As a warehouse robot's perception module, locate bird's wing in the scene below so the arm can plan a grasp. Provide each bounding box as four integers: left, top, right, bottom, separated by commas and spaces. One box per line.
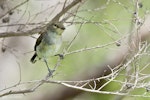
34, 32, 44, 51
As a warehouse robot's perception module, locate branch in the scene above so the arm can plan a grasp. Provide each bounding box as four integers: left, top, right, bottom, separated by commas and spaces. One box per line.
0, 0, 82, 38
0, 72, 51, 97
0, 26, 43, 37
0, 0, 29, 19
51, 0, 82, 22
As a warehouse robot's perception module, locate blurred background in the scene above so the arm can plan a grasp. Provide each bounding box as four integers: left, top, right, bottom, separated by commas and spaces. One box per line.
0, 0, 150, 100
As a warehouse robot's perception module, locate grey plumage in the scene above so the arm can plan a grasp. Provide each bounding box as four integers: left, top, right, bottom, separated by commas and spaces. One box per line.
30, 23, 65, 63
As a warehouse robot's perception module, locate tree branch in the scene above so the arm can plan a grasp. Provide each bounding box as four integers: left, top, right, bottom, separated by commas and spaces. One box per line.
0, 0, 82, 38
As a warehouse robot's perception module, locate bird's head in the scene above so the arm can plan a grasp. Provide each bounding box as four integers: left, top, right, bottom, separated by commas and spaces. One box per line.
52, 22, 65, 35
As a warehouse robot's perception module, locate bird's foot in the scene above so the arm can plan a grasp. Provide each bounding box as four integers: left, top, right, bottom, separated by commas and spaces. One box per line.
55, 54, 64, 59
47, 67, 55, 77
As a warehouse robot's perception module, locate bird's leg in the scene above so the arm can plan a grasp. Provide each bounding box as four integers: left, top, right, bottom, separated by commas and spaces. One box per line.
54, 54, 64, 59
44, 59, 54, 76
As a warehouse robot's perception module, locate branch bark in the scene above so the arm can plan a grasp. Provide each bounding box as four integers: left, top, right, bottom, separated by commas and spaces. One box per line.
0, 0, 82, 38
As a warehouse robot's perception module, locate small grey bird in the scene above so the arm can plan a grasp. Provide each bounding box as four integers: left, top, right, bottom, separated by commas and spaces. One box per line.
31, 22, 65, 74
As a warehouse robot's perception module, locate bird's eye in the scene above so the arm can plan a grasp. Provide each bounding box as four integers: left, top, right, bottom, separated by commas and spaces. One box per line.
53, 24, 58, 28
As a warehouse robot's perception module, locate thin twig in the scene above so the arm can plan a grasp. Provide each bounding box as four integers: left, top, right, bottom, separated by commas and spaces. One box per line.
0, 0, 29, 19
64, 41, 116, 56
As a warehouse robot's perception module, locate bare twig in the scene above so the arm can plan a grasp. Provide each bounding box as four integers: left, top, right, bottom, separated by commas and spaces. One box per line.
0, 0, 82, 38
64, 41, 116, 56
0, 0, 29, 19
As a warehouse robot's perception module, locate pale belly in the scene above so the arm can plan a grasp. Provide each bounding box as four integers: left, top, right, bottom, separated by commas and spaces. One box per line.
36, 39, 61, 59
36, 34, 62, 59
37, 44, 54, 58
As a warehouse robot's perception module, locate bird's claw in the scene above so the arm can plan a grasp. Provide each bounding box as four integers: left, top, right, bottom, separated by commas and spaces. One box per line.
48, 68, 55, 77
55, 54, 64, 59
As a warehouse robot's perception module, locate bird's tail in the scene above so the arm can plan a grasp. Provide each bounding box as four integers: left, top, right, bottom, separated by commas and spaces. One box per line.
30, 53, 37, 63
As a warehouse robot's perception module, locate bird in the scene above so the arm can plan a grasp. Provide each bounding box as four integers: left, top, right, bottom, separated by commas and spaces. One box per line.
30, 22, 65, 74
